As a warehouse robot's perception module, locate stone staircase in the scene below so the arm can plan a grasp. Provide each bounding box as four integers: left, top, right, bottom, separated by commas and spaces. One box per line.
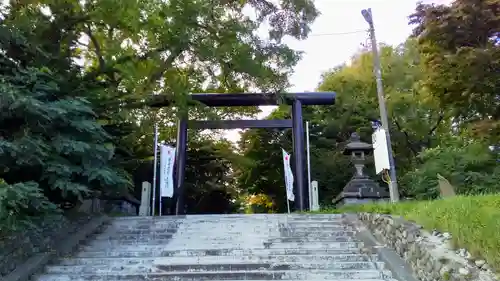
32, 214, 398, 281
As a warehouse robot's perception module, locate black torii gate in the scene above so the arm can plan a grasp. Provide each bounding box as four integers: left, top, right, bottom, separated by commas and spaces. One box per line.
150, 92, 336, 215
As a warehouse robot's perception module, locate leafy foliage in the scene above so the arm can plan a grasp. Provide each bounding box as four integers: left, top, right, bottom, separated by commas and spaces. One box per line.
0, 179, 57, 232
235, 107, 294, 212
182, 139, 242, 214
2, 0, 318, 110
402, 135, 500, 199
409, 0, 500, 136
245, 193, 275, 214
0, 27, 129, 230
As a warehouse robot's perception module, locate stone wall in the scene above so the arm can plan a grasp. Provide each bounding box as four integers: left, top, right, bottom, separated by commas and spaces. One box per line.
358, 213, 498, 281
0, 214, 93, 277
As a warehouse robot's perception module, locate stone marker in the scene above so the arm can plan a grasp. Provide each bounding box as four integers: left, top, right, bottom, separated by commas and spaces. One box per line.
311, 181, 320, 211
437, 173, 456, 198
138, 181, 151, 216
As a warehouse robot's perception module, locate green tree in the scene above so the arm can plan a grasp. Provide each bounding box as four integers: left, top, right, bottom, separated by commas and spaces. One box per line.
318, 40, 447, 168
313, 40, 447, 199
236, 107, 293, 212
391, 0, 500, 199
409, 0, 500, 138
1, 0, 319, 120
183, 139, 243, 214
0, 29, 129, 229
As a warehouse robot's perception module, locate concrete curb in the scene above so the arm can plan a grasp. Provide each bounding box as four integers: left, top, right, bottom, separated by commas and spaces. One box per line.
4, 215, 110, 281
344, 213, 418, 281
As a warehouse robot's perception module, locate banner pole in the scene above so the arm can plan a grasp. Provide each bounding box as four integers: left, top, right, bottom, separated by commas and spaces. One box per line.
159, 144, 166, 217
286, 199, 291, 214
159, 144, 162, 217
151, 123, 159, 217
306, 121, 312, 210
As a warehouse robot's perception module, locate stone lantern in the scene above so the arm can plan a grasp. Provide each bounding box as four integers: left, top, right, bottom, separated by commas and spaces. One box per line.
332, 132, 390, 207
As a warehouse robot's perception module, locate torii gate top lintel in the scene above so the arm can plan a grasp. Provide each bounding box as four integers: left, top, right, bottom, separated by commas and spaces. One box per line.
150, 92, 336, 107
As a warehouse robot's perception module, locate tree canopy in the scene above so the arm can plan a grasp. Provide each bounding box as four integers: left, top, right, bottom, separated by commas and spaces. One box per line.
409, 0, 500, 137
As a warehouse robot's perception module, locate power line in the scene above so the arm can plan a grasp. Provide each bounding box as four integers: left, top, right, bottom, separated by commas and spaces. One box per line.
308, 29, 368, 37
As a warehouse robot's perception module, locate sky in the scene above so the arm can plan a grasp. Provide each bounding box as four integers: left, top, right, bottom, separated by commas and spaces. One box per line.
223, 0, 452, 143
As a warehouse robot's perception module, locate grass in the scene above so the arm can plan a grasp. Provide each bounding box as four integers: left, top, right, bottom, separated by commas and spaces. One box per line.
316, 194, 500, 271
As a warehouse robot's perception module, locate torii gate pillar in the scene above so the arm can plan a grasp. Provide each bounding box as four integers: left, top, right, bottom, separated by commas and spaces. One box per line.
292, 99, 306, 210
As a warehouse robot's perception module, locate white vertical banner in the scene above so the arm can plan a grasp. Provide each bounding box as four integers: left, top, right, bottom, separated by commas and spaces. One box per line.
282, 149, 295, 202
159, 144, 176, 198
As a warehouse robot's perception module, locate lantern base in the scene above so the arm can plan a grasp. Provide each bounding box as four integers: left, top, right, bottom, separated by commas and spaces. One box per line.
332, 177, 390, 208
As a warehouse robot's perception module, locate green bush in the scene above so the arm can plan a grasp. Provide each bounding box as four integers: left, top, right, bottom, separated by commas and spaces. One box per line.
401, 135, 500, 199
0, 179, 58, 233
0, 30, 130, 230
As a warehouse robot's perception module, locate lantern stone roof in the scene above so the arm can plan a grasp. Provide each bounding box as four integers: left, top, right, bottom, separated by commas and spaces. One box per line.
343, 132, 373, 155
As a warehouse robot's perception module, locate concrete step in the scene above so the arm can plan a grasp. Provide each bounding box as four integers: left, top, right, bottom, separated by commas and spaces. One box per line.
35, 214, 396, 281
94, 227, 352, 238
45, 261, 385, 274
74, 248, 364, 258
278, 220, 347, 225
89, 230, 357, 241
109, 219, 347, 224
95, 229, 180, 236
80, 241, 364, 252
111, 216, 345, 225
101, 225, 351, 234
110, 218, 346, 224
91, 232, 176, 240
106, 222, 183, 229
37, 278, 395, 281
92, 229, 354, 241
34, 269, 392, 281
268, 236, 356, 243
107, 217, 346, 224
57, 254, 380, 266
86, 236, 357, 247
109, 214, 344, 222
